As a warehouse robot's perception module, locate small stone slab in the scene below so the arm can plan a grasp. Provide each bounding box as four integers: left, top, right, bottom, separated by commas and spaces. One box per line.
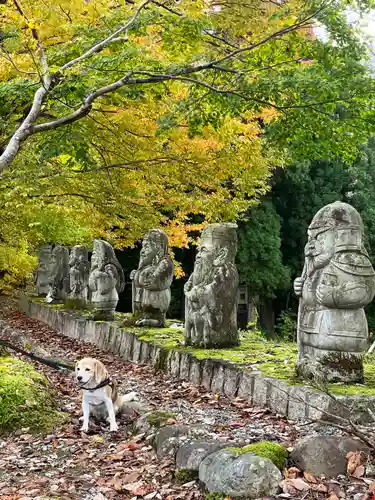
252, 376, 271, 408
223, 366, 241, 397
268, 378, 289, 416
189, 357, 202, 386
237, 371, 255, 403
179, 352, 192, 380
211, 363, 225, 395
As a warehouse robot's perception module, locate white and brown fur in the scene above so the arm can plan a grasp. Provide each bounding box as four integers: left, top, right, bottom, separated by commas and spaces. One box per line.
75, 357, 136, 432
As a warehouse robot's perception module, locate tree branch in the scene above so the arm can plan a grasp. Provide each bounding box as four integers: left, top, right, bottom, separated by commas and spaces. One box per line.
58, 0, 151, 73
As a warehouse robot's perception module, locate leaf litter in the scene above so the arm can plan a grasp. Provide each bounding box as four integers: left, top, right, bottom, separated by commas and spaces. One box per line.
0, 298, 374, 499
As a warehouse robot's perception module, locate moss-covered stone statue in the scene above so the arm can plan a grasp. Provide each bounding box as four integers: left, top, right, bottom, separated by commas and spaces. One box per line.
35, 244, 52, 296
130, 229, 174, 327
294, 201, 375, 383
45, 245, 69, 303
184, 223, 239, 348
89, 239, 125, 320
69, 245, 90, 303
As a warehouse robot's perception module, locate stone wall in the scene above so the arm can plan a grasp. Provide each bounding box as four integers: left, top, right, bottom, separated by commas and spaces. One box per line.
19, 296, 375, 423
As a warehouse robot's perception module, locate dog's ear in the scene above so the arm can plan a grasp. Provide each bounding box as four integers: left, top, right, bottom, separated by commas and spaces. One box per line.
93, 359, 108, 382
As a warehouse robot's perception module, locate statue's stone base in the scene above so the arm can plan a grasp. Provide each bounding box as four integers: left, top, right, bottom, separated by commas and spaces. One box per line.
296, 352, 365, 384
185, 335, 240, 349
91, 308, 115, 321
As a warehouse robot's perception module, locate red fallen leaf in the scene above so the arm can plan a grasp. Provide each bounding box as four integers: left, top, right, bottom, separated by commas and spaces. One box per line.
303, 471, 318, 484
229, 421, 246, 428
131, 484, 154, 496
369, 481, 375, 492
353, 465, 365, 479
106, 453, 125, 461
284, 467, 301, 479
165, 418, 176, 425
282, 478, 311, 492
127, 442, 138, 451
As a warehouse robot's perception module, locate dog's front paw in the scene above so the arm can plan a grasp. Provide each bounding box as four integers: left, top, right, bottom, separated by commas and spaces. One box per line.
80, 424, 89, 432
109, 423, 119, 432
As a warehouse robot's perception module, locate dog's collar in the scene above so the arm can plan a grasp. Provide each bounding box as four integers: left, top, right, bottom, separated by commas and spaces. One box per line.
79, 376, 114, 392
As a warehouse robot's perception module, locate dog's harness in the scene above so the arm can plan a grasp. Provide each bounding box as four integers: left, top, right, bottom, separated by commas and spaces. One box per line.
79, 376, 115, 407
79, 376, 114, 392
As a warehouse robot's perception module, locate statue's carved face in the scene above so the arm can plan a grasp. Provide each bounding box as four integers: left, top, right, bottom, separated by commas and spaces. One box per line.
139, 237, 158, 268
305, 227, 335, 271
69, 248, 79, 266
194, 241, 216, 281
91, 243, 103, 270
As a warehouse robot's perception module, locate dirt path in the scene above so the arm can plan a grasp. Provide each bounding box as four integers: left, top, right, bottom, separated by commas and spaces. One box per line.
0, 299, 303, 499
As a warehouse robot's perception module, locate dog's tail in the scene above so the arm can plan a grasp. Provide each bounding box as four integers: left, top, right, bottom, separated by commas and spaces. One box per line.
119, 391, 138, 408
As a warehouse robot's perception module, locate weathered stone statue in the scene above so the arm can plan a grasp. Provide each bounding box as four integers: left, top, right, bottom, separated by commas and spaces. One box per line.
184, 223, 239, 348
45, 245, 69, 303
88, 240, 125, 320
68, 245, 90, 303
294, 201, 375, 383
130, 229, 174, 327
35, 245, 52, 296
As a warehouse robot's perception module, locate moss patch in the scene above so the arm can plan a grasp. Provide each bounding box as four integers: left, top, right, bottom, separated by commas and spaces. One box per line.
174, 468, 197, 483
146, 410, 177, 428
0, 356, 65, 433
226, 441, 288, 470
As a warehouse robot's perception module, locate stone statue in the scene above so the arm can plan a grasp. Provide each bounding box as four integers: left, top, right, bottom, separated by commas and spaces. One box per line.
45, 245, 69, 303
294, 201, 375, 383
35, 245, 52, 296
88, 240, 125, 320
184, 223, 239, 348
130, 229, 174, 327
68, 245, 90, 303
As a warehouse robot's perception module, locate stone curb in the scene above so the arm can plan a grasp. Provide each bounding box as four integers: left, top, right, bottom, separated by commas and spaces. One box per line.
20, 297, 375, 423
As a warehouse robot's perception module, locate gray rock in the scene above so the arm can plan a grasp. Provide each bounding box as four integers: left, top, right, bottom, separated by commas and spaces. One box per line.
199, 449, 282, 498
291, 436, 371, 478
176, 440, 230, 471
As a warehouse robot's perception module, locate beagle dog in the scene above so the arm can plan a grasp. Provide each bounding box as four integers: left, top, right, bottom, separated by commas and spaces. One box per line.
75, 357, 136, 432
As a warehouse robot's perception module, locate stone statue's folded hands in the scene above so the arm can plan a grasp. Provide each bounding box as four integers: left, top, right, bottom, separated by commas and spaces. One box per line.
293, 277, 304, 297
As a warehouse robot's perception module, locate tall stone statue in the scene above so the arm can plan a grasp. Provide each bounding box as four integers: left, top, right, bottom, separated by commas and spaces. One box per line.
69, 245, 90, 303
88, 240, 125, 320
184, 223, 239, 348
45, 245, 69, 303
35, 245, 52, 296
130, 229, 174, 327
294, 201, 375, 383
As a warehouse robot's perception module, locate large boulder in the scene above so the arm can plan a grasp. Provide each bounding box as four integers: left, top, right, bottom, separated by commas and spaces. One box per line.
0, 355, 65, 433
290, 436, 371, 478
199, 449, 282, 498
176, 439, 230, 472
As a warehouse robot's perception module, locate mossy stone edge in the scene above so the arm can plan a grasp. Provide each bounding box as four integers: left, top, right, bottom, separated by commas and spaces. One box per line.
20, 296, 375, 423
